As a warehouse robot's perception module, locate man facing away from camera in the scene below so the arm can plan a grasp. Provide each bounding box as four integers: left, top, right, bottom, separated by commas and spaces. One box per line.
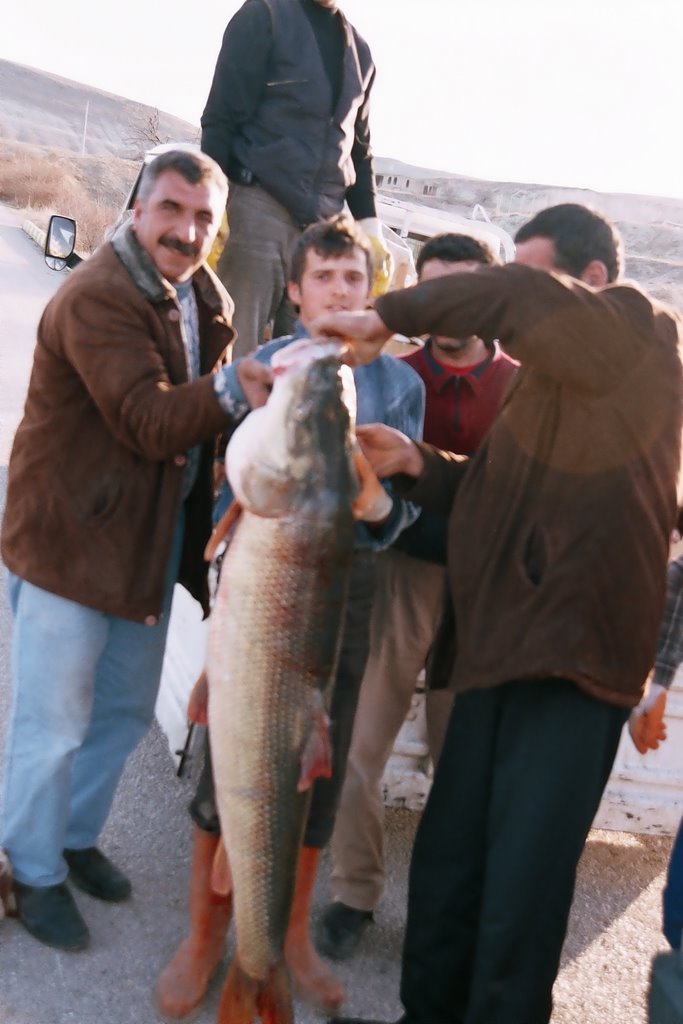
318, 233, 519, 960
311, 204, 683, 1024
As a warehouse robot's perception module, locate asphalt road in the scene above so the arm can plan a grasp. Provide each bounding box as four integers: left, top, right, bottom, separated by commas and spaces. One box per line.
0, 204, 675, 1024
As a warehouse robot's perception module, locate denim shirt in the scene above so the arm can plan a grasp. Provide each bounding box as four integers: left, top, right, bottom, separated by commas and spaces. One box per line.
212, 323, 425, 550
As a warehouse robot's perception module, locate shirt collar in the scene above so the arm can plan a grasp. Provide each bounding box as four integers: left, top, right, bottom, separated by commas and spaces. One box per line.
420, 339, 498, 394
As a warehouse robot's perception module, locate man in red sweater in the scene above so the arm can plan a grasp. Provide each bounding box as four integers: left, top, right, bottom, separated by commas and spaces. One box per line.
318, 234, 518, 960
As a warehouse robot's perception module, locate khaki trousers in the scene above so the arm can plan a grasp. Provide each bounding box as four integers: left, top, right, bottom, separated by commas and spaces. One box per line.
216, 183, 300, 358
329, 548, 454, 912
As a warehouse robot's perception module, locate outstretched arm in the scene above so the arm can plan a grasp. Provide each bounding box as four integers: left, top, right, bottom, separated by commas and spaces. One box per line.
318, 265, 662, 392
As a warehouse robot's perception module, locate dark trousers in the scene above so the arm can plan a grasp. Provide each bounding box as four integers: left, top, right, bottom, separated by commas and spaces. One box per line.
304, 549, 376, 847
400, 677, 628, 1024
663, 815, 683, 949
190, 550, 376, 849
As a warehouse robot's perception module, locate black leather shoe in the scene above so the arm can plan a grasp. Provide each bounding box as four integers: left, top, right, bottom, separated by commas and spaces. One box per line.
316, 901, 374, 960
64, 847, 132, 903
14, 881, 89, 951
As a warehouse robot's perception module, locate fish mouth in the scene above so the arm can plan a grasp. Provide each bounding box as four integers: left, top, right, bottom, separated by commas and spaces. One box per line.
271, 338, 344, 375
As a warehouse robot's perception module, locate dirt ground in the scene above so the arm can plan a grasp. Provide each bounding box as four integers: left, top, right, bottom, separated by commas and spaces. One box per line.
0, 736, 674, 1024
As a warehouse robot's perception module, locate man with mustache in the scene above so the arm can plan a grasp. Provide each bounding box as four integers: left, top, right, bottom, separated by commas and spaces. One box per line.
0, 149, 271, 952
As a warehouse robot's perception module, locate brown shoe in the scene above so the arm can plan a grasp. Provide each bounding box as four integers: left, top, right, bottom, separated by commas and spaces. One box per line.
154, 828, 233, 1020
284, 845, 346, 1014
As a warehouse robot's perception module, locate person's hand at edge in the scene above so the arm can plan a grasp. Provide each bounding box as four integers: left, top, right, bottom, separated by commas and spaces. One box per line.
628, 678, 668, 754
357, 217, 393, 298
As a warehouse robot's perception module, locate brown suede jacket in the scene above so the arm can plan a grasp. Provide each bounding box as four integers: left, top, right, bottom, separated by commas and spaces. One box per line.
1, 223, 236, 622
376, 264, 683, 708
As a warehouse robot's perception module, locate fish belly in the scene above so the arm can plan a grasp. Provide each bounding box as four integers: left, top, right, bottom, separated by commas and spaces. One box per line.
207, 508, 351, 981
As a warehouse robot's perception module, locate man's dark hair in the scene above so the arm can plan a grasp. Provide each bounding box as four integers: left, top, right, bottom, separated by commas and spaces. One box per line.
136, 149, 228, 204
515, 203, 623, 283
416, 233, 498, 277
289, 214, 372, 286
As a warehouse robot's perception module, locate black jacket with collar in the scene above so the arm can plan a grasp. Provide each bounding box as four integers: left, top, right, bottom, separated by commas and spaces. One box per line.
201, 0, 376, 226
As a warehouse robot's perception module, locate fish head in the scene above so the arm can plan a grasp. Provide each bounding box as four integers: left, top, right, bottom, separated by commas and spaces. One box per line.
227, 339, 359, 517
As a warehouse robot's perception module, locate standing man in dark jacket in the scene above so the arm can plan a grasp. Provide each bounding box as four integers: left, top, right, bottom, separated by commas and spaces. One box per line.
319, 234, 519, 960
0, 149, 271, 953
313, 204, 683, 1024
201, 0, 388, 357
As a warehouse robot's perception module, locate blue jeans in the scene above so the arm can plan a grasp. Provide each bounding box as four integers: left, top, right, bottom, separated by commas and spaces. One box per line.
1, 514, 184, 887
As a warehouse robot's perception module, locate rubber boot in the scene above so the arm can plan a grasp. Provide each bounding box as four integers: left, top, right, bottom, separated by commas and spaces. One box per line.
284, 845, 346, 1014
154, 827, 233, 1020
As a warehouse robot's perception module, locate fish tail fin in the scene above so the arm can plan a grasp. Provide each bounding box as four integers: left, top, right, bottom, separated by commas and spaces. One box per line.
217, 957, 293, 1024
216, 957, 259, 1024
257, 960, 294, 1024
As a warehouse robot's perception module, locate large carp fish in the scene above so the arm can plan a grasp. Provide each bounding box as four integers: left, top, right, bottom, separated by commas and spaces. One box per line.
206, 339, 359, 1024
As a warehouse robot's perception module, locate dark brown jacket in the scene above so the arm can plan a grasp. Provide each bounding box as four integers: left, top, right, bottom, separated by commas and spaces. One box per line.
376, 264, 683, 708
1, 224, 235, 622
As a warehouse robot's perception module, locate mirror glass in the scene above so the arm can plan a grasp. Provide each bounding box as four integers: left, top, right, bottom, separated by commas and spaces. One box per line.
45, 215, 77, 271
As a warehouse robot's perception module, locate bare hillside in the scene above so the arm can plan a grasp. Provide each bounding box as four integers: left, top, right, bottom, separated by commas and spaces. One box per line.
376, 159, 683, 310
0, 59, 197, 159
1, 59, 681, 309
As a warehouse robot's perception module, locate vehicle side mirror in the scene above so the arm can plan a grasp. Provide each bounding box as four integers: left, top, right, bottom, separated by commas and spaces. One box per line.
44, 215, 77, 271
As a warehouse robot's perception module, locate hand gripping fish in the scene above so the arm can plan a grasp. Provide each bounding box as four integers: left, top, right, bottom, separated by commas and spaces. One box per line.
206, 340, 360, 1024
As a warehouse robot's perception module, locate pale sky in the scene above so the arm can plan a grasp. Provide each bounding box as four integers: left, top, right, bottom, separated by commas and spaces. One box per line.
3, 0, 683, 199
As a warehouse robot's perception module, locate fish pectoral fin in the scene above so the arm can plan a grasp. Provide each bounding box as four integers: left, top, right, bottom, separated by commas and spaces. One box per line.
210, 838, 233, 897
350, 446, 389, 522
298, 702, 333, 793
217, 958, 293, 1024
204, 499, 242, 561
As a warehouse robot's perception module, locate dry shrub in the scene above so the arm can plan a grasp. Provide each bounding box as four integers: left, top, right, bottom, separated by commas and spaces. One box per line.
0, 145, 75, 208
75, 198, 121, 253
0, 142, 119, 253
